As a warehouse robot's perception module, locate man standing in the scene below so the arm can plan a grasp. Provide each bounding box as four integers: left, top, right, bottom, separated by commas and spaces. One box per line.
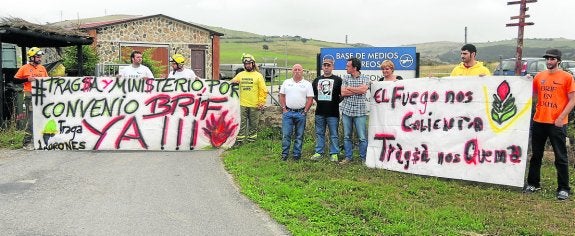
14, 47, 48, 149
340, 58, 370, 164
168, 53, 198, 79
450, 44, 491, 77
118, 50, 154, 79
231, 53, 267, 142
524, 49, 575, 201
310, 58, 342, 162
279, 64, 314, 161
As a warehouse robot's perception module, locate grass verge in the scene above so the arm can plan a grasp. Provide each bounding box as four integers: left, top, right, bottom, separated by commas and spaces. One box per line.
0, 125, 25, 149
223, 128, 575, 235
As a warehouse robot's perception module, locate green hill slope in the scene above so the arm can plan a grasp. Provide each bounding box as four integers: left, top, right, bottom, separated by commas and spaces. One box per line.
200, 23, 575, 67
200, 24, 370, 69
413, 38, 575, 64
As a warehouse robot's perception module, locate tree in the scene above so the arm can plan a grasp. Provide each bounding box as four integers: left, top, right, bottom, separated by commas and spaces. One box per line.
262, 44, 269, 51
62, 45, 99, 76
120, 47, 163, 78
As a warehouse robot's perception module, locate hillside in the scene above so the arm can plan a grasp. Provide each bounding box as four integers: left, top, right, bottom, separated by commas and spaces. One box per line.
200, 24, 370, 69
416, 38, 575, 64
200, 24, 575, 68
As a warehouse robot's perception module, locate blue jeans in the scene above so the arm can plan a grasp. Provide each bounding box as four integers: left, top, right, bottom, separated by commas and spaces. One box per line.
314, 115, 340, 155
342, 114, 367, 161
282, 111, 306, 159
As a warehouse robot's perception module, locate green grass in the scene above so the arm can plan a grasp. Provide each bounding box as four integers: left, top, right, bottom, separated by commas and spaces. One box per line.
223, 128, 575, 235
0, 125, 25, 149
220, 37, 348, 70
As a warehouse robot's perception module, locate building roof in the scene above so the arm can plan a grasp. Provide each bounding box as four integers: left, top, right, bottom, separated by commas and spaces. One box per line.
50, 14, 224, 36
0, 17, 93, 47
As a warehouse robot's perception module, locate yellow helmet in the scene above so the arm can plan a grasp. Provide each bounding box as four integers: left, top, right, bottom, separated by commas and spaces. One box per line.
170, 54, 186, 64
241, 53, 255, 63
27, 47, 45, 57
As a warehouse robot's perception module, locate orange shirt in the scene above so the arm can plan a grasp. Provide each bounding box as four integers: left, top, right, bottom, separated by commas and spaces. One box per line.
532, 70, 575, 124
14, 63, 48, 92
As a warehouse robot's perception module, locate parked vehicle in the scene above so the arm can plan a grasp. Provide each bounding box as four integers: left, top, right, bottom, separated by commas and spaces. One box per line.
493, 57, 546, 77
560, 60, 575, 75
219, 63, 279, 81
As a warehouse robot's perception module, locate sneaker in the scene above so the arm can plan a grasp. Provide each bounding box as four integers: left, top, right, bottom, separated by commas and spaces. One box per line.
310, 153, 322, 161
330, 154, 338, 162
281, 155, 288, 161
339, 159, 351, 165
557, 190, 569, 200
523, 185, 541, 193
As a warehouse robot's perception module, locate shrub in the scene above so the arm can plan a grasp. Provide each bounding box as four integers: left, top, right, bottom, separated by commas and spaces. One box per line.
62, 45, 99, 76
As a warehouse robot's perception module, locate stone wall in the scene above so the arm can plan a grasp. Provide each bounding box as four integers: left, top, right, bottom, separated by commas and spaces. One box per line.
93, 16, 214, 78
259, 105, 317, 129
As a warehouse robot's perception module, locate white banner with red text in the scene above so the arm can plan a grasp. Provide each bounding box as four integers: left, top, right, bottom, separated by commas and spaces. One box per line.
31, 77, 240, 151
366, 76, 532, 187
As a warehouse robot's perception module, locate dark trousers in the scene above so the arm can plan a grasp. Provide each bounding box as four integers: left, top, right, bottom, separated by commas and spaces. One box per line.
527, 121, 571, 192
23, 95, 33, 145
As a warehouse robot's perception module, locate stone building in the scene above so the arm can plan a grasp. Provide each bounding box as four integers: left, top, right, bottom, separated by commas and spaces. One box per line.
52, 14, 223, 79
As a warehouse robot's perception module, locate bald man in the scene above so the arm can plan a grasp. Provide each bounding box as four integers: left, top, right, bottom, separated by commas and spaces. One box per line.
279, 64, 314, 161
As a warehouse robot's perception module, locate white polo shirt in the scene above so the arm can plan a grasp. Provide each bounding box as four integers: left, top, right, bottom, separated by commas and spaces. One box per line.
279, 78, 314, 109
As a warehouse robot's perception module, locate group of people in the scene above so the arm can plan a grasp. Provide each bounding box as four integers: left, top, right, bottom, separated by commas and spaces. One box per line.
449, 44, 575, 200
278, 57, 373, 164
117, 50, 198, 80
13, 44, 575, 200
236, 44, 575, 201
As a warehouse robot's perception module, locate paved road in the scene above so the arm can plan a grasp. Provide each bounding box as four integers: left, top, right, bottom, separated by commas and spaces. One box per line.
0, 150, 288, 236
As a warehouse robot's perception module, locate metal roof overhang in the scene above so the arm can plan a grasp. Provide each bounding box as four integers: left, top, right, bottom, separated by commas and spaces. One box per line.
0, 25, 93, 125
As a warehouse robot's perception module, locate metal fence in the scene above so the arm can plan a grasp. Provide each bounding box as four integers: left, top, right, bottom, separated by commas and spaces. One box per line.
95, 63, 131, 77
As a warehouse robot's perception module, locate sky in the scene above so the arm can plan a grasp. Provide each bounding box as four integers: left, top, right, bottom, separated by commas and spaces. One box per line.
2, 0, 573, 46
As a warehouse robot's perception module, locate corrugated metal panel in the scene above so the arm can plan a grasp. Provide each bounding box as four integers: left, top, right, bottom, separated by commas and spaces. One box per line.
2, 43, 17, 68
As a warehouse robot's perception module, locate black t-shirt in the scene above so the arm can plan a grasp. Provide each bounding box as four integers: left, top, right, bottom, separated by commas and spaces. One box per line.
378, 75, 403, 81
312, 74, 343, 117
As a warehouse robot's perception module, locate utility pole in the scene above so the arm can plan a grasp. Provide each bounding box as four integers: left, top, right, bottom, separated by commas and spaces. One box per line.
506, 0, 536, 76
464, 26, 467, 44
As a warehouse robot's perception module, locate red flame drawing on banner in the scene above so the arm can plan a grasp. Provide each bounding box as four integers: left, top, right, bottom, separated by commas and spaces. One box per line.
202, 110, 238, 148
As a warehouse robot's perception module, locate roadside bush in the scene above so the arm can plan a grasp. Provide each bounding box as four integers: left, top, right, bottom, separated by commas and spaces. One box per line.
0, 122, 25, 149
62, 45, 99, 76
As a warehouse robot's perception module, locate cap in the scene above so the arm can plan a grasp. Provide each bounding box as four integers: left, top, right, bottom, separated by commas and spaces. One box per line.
322, 58, 334, 65
543, 49, 562, 59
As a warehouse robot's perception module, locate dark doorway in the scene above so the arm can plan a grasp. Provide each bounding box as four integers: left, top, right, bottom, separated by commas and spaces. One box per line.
190, 49, 205, 78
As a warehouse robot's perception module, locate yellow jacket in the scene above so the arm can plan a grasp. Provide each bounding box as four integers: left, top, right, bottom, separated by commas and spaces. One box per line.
450, 61, 492, 77
232, 71, 268, 107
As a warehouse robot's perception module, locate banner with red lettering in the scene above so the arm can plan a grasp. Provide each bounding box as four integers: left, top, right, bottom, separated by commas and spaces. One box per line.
366, 76, 532, 187
31, 77, 240, 151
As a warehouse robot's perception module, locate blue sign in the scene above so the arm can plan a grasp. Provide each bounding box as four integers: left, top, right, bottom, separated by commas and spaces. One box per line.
320, 47, 416, 71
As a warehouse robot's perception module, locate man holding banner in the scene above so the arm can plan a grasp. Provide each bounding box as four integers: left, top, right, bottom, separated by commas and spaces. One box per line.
15, 47, 48, 150
118, 50, 154, 80
450, 44, 491, 77
231, 53, 267, 143
524, 49, 575, 201
340, 58, 370, 164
